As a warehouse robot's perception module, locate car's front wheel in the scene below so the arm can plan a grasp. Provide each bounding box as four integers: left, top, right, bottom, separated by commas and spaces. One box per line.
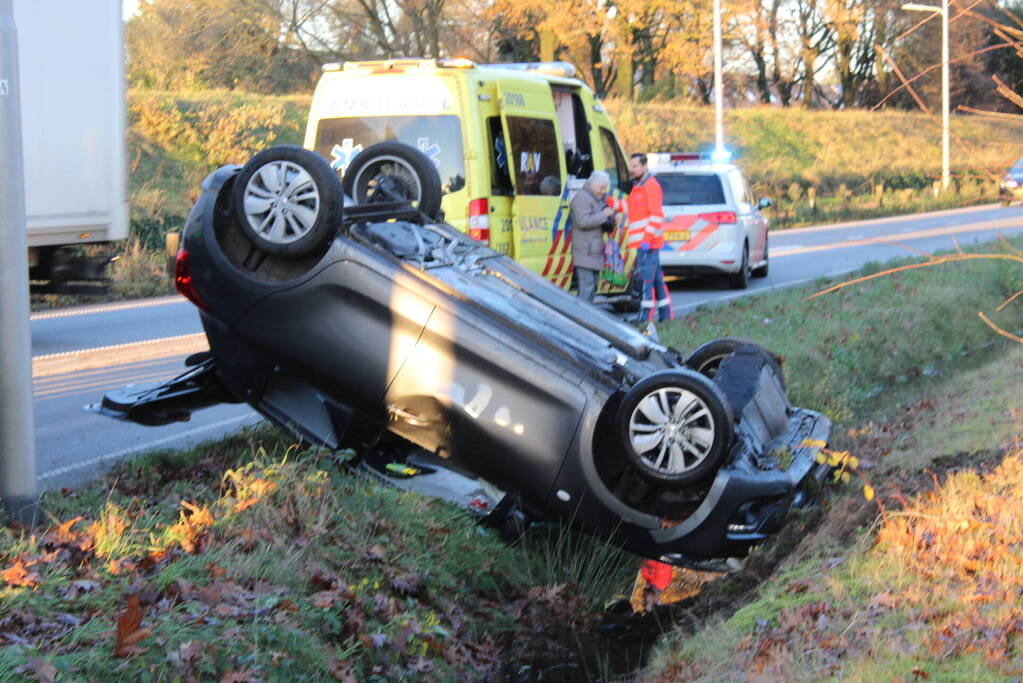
685, 337, 785, 391
231, 145, 343, 258
752, 238, 769, 278
617, 370, 735, 487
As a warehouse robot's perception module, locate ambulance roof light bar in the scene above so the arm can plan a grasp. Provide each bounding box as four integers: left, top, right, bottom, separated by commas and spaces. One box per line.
647, 150, 733, 167
481, 62, 577, 79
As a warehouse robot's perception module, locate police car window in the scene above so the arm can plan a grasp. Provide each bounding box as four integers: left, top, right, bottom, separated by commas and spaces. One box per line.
487, 117, 513, 196
314, 115, 466, 194
504, 116, 562, 196
656, 174, 726, 205
599, 128, 628, 191
727, 170, 752, 211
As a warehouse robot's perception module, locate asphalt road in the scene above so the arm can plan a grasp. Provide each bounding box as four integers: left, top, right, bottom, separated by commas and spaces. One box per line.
29, 203, 1023, 490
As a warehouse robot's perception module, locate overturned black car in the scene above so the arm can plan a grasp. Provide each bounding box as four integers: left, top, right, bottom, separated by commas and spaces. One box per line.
96, 143, 831, 570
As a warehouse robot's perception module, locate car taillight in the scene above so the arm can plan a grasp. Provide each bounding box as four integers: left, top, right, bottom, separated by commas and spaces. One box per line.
699, 211, 737, 224
469, 198, 490, 244
174, 248, 208, 311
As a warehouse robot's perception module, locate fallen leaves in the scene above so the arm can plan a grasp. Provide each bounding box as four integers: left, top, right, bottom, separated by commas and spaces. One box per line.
114, 595, 152, 657
2, 557, 42, 588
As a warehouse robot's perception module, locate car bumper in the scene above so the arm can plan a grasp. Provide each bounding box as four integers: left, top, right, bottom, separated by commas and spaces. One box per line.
660, 235, 743, 274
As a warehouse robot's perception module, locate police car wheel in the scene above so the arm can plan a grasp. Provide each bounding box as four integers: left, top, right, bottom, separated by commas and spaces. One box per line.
728, 244, 750, 289
618, 369, 734, 487
342, 142, 443, 219
232, 145, 343, 258
685, 337, 785, 391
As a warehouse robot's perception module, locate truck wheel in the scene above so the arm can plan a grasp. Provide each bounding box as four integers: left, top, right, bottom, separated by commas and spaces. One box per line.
232, 145, 343, 258
342, 142, 443, 219
686, 337, 785, 390
617, 370, 734, 486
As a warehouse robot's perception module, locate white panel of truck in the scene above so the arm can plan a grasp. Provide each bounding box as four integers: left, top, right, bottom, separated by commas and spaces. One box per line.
14, 0, 127, 247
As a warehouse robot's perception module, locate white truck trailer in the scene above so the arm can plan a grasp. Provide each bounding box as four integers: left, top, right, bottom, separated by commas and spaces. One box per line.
14, 0, 127, 293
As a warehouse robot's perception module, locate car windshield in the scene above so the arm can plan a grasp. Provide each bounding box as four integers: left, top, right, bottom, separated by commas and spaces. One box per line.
1011, 158, 1023, 176
656, 173, 726, 205
314, 115, 466, 194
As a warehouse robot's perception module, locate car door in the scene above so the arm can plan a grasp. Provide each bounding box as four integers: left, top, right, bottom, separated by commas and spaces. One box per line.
740, 171, 767, 261
496, 82, 568, 278
727, 170, 762, 262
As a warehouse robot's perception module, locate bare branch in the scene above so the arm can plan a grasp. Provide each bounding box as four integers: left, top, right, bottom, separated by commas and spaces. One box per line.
957, 104, 1023, 122
978, 311, 1023, 343
996, 289, 1023, 312
876, 45, 932, 115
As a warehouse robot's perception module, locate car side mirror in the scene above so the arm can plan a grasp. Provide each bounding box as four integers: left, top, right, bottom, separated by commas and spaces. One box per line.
758, 197, 773, 209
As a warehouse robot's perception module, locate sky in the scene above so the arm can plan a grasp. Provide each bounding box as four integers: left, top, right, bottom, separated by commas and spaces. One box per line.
123, 0, 139, 20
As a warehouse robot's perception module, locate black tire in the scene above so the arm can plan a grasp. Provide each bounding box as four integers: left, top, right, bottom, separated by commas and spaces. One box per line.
727, 243, 750, 289
617, 369, 735, 486
685, 337, 785, 391
231, 145, 343, 258
752, 238, 769, 278
342, 142, 443, 219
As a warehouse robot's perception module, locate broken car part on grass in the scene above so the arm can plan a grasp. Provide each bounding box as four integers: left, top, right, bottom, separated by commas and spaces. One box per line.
93, 143, 831, 570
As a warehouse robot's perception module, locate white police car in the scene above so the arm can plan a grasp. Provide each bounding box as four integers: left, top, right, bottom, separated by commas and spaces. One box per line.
649, 153, 771, 289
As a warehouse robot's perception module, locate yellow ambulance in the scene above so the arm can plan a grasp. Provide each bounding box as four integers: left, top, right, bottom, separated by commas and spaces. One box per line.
302, 58, 636, 297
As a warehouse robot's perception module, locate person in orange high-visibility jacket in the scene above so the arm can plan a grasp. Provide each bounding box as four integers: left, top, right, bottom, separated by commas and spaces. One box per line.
626, 153, 673, 323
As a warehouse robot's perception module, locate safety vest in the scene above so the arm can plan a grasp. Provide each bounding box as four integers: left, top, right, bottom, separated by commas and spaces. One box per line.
625, 174, 665, 250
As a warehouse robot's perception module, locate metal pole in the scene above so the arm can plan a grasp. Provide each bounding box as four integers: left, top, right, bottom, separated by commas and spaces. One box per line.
941, 0, 950, 190
0, 0, 38, 525
713, 0, 724, 154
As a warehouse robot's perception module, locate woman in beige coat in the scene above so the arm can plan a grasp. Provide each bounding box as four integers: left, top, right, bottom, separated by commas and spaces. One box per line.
569, 171, 613, 302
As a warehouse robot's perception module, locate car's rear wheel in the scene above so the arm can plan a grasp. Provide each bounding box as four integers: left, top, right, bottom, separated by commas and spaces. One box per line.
342, 142, 443, 219
617, 370, 734, 486
232, 145, 343, 258
728, 244, 750, 289
685, 337, 785, 391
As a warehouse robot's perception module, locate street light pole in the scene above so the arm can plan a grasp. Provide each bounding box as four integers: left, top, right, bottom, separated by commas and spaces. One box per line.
902, 1, 950, 190
0, 0, 39, 524
941, 0, 950, 191
713, 0, 724, 156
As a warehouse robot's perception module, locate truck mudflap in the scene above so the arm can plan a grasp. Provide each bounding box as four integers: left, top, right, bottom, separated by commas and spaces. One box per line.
90, 355, 239, 426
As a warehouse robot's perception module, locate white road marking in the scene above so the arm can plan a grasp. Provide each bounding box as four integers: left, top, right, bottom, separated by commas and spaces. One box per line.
774, 203, 1004, 236
31, 295, 184, 321
773, 221, 1021, 258
38, 413, 259, 481
33, 334, 208, 378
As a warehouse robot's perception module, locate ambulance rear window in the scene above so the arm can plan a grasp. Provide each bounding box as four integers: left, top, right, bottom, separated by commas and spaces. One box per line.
314, 115, 466, 194
656, 173, 726, 206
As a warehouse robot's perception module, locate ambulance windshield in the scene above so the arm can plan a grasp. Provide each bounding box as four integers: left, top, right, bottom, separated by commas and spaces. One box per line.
314, 115, 466, 194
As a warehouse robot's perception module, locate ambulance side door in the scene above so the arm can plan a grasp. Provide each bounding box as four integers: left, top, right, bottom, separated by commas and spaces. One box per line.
496, 83, 568, 276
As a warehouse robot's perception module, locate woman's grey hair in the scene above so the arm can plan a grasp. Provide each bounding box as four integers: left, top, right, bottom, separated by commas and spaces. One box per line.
585, 170, 611, 192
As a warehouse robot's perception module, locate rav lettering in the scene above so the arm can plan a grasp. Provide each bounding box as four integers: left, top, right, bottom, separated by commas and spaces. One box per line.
416, 137, 442, 169
520, 151, 542, 174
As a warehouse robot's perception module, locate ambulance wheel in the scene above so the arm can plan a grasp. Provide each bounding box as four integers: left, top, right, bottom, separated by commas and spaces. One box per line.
685, 337, 785, 391
618, 370, 734, 487
343, 142, 443, 219
232, 145, 343, 257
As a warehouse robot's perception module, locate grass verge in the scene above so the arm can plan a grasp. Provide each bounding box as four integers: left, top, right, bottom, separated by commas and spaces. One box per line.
0, 424, 637, 681
638, 235, 1023, 680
